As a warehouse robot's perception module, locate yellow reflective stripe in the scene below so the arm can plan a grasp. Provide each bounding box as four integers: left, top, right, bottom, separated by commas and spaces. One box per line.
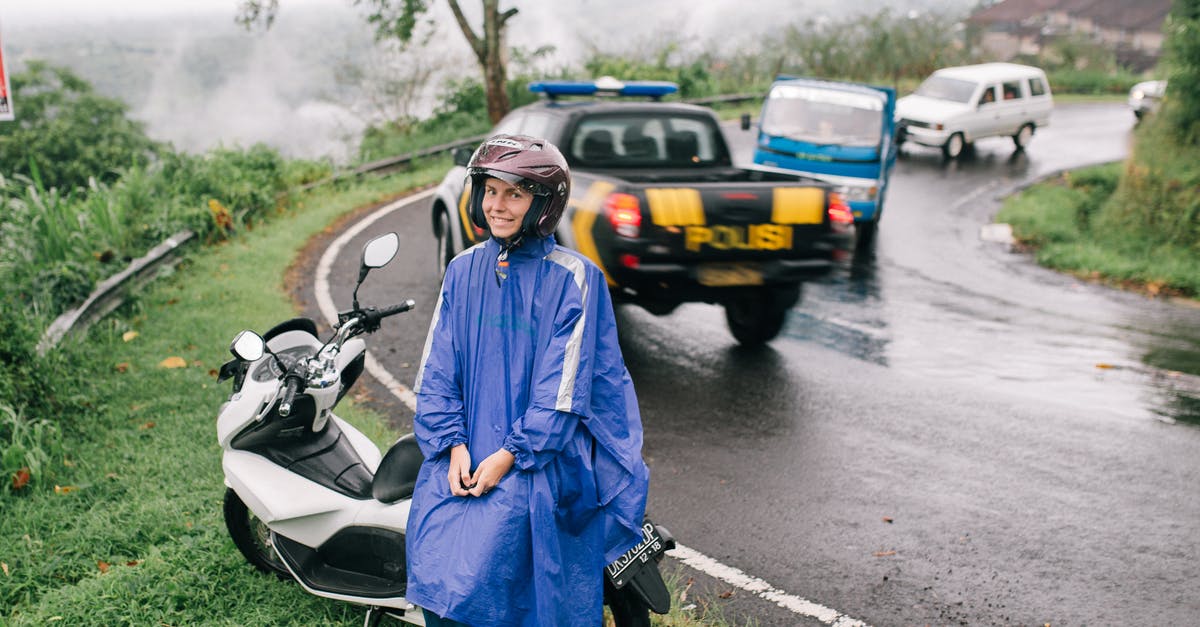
458, 181, 478, 243
772, 187, 825, 224
571, 181, 617, 287
646, 188, 705, 226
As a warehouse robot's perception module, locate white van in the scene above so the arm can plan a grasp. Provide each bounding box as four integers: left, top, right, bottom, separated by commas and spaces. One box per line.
895, 63, 1053, 159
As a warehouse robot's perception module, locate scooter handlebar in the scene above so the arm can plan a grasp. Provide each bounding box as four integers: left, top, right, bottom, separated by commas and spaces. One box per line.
355, 300, 416, 333
376, 299, 416, 319
278, 375, 301, 417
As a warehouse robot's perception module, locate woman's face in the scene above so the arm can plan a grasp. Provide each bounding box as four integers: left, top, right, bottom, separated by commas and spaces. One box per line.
482, 176, 534, 240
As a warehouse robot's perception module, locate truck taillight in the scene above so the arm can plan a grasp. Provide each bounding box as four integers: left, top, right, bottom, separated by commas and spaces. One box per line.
827, 192, 854, 226
605, 193, 642, 238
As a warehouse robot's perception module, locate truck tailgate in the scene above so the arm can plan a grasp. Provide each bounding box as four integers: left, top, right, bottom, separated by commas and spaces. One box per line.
635, 183, 831, 259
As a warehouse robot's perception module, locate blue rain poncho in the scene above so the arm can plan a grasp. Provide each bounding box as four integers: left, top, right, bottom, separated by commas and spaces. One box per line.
407, 235, 650, 626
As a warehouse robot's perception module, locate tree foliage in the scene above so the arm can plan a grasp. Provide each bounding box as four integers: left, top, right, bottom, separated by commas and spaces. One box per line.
778, 9, 969, 86
239, 0, 518, 123
0, 62, 160, 192
1163, 0, 1200, 142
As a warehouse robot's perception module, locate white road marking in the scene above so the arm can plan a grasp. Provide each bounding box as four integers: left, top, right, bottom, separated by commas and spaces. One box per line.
667, 544, 870, 626
314, 187, 872, 627
314, 188, 434, 412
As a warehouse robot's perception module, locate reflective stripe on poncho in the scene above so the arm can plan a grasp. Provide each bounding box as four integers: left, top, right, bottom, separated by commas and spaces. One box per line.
406, 235, 649, 626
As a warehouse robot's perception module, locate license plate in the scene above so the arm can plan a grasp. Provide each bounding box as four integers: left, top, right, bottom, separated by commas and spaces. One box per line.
606, 522, 667, 588
696, 263, 763, 287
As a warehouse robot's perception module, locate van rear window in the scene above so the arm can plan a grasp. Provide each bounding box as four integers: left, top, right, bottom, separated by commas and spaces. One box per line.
914, 76, 977, 104
1028, 77, 1047, 96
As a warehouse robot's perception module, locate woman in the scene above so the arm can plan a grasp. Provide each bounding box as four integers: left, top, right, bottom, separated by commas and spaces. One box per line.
407, 134, 649, 626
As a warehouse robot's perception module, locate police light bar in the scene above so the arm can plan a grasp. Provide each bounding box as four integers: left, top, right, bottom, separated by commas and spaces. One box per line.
528, 77, 679, 100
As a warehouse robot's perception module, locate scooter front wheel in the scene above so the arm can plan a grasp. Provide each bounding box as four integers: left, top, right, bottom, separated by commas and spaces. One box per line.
223, 488, 293, 581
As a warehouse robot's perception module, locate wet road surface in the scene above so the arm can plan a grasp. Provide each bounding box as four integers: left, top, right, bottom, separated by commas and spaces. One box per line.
296, 103, 1200, 625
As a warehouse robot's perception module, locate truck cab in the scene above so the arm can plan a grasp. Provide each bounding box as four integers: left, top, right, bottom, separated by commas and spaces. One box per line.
749, 77, 897, 246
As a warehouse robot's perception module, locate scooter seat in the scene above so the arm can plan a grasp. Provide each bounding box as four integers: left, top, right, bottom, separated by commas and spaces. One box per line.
372, 434, 423, 503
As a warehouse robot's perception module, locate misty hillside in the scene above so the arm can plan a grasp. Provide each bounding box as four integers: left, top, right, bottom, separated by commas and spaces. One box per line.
1, 0, 974, 162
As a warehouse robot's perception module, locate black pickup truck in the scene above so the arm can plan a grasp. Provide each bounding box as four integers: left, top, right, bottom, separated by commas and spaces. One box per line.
430, 79, 853, 345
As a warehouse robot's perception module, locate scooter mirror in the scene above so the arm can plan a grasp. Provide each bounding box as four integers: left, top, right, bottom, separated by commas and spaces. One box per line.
361, 232, 399, 269
230, 330, 266, 362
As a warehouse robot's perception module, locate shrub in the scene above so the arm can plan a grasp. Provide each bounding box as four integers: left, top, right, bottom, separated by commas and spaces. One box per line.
1162, 0, 1200, 143
1102, 114, 1200, 250
1045, 68, 1140, 94
0, 61, 161, 191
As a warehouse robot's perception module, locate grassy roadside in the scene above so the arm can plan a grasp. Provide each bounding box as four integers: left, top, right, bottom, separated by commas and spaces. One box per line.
995, 162, 1200, 300
1, 160, 734, 626
0, 165, 442, 625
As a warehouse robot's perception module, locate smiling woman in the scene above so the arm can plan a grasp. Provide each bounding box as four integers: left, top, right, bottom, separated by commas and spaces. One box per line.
480, 177, 534, 241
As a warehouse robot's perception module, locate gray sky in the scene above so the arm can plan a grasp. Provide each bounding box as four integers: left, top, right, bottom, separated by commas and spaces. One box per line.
1, 0, 317, 23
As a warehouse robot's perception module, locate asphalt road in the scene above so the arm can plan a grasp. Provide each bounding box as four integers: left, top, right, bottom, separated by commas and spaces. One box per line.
293, 102, 1200, 626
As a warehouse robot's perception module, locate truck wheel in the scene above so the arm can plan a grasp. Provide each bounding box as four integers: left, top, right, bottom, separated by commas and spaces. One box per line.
724, 288, 798, 346
435, 207, 454, 279
942, 133, 965, 160
855, 218, 879, 249
224, 488, 292, 580
1013, 123, 1034, 150
640, 299, 681, 316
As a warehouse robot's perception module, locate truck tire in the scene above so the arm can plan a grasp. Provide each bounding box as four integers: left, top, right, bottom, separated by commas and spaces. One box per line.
434, 207, 455, 279
224, 488, 293, 581
855, 217, 879, 249
724, 287, 799, 346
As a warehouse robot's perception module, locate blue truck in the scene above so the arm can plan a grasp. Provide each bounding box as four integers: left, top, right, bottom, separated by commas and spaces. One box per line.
746, 77, 897, 246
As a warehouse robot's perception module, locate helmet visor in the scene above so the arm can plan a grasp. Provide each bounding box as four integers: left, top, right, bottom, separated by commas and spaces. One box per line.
473, 168, 550, 196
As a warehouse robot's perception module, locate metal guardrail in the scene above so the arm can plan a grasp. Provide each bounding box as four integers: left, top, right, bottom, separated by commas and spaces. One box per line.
298, 134, 490, 191
36, 229, 196, 355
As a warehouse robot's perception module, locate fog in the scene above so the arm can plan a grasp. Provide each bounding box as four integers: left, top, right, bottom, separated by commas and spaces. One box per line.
0, 0, 972, 162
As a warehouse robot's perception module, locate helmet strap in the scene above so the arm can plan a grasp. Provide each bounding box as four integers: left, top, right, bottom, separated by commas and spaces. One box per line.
494, 236, 521, 286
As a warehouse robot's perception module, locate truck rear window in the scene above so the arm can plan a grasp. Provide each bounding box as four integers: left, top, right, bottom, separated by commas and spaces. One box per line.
568, 114, 728, 168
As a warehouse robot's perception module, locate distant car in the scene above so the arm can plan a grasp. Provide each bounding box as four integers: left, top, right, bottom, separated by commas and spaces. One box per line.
1128, 80, 1167, 120
895, 62, 1054, 159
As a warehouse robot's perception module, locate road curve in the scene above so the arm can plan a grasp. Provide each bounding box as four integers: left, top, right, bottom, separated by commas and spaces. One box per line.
294, 102, 1200, 626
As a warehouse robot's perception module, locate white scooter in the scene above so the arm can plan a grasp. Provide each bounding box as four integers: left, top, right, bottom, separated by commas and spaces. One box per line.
216, 232, 674, 626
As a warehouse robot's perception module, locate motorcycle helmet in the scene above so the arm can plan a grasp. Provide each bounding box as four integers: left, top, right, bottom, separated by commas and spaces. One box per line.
466, 134, 571, 242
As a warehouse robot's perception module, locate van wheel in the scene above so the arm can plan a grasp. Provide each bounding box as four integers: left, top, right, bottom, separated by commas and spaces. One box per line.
942, 133, 965, 159
435, 207, 454, 279
1013, 124, 1035, 150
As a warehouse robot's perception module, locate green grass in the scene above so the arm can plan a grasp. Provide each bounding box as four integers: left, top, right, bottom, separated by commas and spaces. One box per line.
0, 164, 435, 625
1, 161, 738, 626
996, 163, 1200, 298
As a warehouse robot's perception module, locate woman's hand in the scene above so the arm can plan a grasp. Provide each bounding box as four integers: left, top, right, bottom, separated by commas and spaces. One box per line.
468, 449, 515, 497
448, 444, 473, 496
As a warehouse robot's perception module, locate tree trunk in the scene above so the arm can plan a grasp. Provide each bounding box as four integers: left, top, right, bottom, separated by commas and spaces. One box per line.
447, 0, 514, 125
480, 0, 510, 124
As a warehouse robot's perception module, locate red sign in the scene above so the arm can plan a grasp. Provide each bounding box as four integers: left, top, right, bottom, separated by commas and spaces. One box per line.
0, 23, 12, 121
